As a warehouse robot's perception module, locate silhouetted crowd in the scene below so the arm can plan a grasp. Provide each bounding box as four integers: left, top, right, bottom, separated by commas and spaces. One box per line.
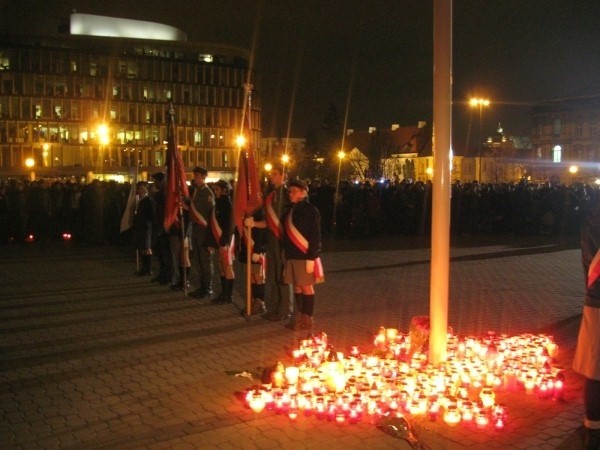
0, 177, 596, 246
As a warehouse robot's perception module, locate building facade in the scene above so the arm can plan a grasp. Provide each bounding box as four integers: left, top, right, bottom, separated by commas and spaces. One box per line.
530, 95, 600, 183
0, 14, 258, 181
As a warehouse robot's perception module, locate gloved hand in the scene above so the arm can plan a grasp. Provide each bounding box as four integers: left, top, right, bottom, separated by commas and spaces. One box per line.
244, 216, 255, 228
306, 259, 315, 274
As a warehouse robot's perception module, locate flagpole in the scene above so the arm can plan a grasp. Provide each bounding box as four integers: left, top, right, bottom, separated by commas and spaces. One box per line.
245, 87, 253, 319
168, 104, 188, 298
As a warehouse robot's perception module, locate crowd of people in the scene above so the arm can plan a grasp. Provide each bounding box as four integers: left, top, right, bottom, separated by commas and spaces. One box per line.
0, 177, 597, 247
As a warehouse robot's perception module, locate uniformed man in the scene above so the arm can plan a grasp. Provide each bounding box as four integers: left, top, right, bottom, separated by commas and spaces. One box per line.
188, 166, 216, 299
208, 179, 235, 304
282, 178, 324, 330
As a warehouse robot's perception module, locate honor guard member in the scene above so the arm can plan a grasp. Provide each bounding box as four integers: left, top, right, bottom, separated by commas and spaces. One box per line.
188, 166, 216, 299
132, 181, 154, 276
248, 165, 293, 321
574, 205, 600, 450
282, 179, 324, 330
150, 172, 175, 285
241, 203, 268, 315
208, 179, 236, 304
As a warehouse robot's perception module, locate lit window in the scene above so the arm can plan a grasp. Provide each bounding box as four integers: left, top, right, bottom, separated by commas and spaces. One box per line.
0, 56, 10, 70
200, 54, 213, 63
553, 145, 562, 163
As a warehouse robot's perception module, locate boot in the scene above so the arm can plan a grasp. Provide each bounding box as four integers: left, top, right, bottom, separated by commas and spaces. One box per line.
584, 428, 600, 450
211, 277, 226, 304
170, 267, 190, 291
300, 314, 314, 330
189, 281, 213, 299
136, 255, 152, 276
250, 284, 266, 315
216, 279, 234, 304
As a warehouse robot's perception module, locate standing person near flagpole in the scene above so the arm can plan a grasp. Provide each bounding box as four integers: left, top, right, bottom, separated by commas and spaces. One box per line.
282, 179, 324, 330
247, 164, 293, 322
188, 166, 215, 299
132, 181, 154, 276
209, 179, 236, 304
150, 172, 174, 285
574, 205, 600, 450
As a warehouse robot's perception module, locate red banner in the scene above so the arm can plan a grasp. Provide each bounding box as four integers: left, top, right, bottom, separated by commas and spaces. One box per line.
164, 110, 189, 230
233, 106, 262, 235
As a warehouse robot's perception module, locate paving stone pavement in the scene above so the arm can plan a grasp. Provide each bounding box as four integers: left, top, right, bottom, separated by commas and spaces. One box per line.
0, 234, 589, 449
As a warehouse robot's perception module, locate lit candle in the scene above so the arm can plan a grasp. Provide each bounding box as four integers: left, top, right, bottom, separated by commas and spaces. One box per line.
285, 366, 300, 385
443, 405, 461, 426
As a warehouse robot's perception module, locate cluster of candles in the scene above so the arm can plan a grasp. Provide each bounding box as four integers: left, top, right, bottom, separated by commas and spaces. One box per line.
244, 327, 563, 430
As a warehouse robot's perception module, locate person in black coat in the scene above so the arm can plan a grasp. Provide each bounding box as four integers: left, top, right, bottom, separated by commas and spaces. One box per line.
282, 179, 324, 330
132, 181, 154, 276
208, 179, 235, 304
150, 172, 174, 285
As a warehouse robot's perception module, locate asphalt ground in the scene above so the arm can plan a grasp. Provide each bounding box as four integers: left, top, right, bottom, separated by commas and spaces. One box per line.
0, 233, 590, 449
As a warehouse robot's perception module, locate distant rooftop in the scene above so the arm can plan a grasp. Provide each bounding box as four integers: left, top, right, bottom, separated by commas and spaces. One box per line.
70, 13, 187, 42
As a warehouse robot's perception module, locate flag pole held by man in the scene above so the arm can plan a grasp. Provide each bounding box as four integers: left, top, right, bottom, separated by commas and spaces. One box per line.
164, 104, 191, 297
233, 85, 263, 318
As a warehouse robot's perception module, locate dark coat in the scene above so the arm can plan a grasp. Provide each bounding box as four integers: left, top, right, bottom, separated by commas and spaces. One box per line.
133, 195, 154, 250
283, 198, 321, 261
208, 194, 233, 247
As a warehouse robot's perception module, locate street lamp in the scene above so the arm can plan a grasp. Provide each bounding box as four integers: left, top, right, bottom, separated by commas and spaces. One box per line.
97, 124, 109, 175
470, 98, 490, 182
569, 165, 578, 185
281, 153, 290, 178
264, 162, 272, 184
333, 150, 346, 233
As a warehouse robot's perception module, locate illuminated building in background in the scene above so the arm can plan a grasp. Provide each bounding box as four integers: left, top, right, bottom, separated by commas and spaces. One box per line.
0, 13, 258, 180
530, 95, 600, 183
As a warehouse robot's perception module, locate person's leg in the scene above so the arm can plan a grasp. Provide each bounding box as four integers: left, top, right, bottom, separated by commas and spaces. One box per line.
584, 378, 600, 450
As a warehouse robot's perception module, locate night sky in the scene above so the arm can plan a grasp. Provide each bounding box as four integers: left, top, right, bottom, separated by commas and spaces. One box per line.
3, 0, 600, 144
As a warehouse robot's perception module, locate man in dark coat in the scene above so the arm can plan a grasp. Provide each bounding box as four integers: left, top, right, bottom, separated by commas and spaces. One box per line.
150, 172, 174, 285
132, 181, 154, 276
282, 179, 324, 331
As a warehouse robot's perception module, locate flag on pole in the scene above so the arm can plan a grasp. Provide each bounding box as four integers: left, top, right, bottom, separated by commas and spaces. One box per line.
233, 107, 262, 235
119, 169, 138, 233
164, 107, 189, 231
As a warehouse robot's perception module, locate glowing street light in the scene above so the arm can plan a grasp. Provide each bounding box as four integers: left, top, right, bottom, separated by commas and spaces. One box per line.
425, 166, 434, 179
470, 98, 490, 182
236, 134, 247, 148
333, 150, 346, 232
569, 165, 578, 185
25, 157, 35, 168
264, 162, 273, 172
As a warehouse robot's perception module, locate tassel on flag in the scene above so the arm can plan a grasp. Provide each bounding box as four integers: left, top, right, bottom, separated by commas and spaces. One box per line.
164, 106, 189, 231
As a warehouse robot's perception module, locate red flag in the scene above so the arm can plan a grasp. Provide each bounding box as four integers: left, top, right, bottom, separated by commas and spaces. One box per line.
234, 107, 262, 235
164, 109, 189, 230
